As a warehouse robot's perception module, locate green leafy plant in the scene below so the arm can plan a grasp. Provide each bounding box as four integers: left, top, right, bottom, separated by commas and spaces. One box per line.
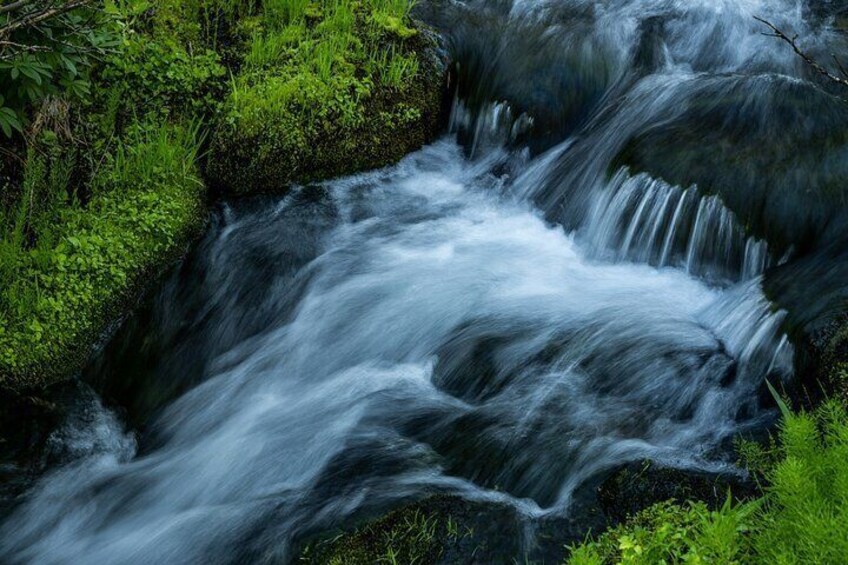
0, 0, 119, 137
568, 399, 848, 565
0, 121, 205, 386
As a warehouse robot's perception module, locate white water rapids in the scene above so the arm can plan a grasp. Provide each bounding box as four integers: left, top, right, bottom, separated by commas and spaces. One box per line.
4, 0, 843, 561
0, 141, 792, 563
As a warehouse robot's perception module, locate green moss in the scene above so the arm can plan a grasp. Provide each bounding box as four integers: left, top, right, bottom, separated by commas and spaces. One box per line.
300, 498, 471, 564
568, 399, 848, 565
370, 12, 418, 39
0, 122, 206, 390
207, 0, 445, 195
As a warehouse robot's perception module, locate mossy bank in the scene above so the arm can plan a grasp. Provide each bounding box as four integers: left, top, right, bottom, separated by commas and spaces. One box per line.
0, 0, 448, 395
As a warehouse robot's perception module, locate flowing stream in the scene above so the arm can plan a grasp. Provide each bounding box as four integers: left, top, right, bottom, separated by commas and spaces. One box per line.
3, 0, 844, 562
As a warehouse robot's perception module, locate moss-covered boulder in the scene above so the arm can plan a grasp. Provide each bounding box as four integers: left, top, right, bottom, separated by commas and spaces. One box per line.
297, 494, 603, 563
297, 495, 560, 564
207, 5, 448, 195
0, 124, 207, 391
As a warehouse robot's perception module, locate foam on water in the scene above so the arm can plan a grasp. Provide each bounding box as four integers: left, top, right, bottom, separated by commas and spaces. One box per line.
0, 142, 791, 563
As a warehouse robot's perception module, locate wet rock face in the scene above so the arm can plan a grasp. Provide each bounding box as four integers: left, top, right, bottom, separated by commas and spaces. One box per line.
0, 380, 94, 515
596, 460, 759, 525
419, 0, 620, 154
614, 75, 848, 257
764, 239, 848, 405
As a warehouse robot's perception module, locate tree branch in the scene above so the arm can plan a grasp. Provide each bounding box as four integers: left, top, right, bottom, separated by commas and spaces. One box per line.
0, 0, 94, 38
0, 1, 35, 16
754, 15, 848, 89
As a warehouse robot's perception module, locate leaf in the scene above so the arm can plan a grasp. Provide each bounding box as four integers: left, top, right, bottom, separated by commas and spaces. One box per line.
766, 379, 792, 419
19, 65, 44, 85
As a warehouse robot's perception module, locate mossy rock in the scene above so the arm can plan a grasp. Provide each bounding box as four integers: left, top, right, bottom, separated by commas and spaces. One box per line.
207, 24, 448, 195
297, 495, 572, 564
596, 460, 758, 525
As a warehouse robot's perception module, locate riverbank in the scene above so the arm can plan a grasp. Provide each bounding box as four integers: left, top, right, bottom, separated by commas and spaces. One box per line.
0, 0, 448, 396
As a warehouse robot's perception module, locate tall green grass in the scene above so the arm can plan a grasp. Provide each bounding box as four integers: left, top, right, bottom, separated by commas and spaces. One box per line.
568, 399, 848, 564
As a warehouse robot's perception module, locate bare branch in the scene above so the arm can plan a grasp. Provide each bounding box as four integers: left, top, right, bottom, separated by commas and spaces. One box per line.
832, 54, 848, 79
754, 15, 848, 89
0, 1, 35, 16
0, 0, 94, 38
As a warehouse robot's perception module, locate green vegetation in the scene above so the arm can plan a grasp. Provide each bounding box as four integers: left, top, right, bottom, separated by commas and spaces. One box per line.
0, 1, 118, 137
0, 122, 205, 388
1, 0, 443, 390
568, 399, 848, 565
208, 0, 444, 193
300, 500, 471, 564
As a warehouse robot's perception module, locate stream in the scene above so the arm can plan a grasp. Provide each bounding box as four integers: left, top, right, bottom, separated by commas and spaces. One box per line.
3, 0, 845, 562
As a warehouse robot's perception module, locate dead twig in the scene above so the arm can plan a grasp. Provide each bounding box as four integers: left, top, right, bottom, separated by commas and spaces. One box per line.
754, 15, 848, 89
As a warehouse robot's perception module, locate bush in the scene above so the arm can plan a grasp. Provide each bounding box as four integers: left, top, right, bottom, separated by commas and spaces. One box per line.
96, 34, 227, 127
0, 1, 119, 137
568, 400, 848, 565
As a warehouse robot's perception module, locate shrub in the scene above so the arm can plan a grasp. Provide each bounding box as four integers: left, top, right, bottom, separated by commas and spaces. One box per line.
0, 1, 119, 137
95, 34, 227, 127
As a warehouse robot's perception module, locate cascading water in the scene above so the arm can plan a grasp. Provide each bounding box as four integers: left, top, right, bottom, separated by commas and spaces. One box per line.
581, 169, 772, 283
3, 0, 842, 562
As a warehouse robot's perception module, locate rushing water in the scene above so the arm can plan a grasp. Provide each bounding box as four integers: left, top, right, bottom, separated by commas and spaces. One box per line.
3, 0, 846, 562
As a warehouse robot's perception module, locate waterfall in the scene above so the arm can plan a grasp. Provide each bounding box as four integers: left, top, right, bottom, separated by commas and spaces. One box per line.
3, 0, 837, 561
582, 169, 773, 283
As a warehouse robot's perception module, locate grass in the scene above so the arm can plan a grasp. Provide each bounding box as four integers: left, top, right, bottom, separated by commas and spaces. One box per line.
208, 0, 442, 194
0, 122, 205, 388
567, 399, 848, 564
300, 505, 469, 564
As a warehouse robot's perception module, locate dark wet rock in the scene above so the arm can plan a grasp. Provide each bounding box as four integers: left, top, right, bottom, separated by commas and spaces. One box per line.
297, 494, 592, 564
764, 239, 848, 406
298, 495, 518, 564
596, 460, 759, 524
0, 380, 85, 514
419, 0, 617, 153
614, 75, 848, 257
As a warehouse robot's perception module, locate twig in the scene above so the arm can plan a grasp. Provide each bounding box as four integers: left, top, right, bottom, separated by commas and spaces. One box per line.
754, 15, 848, 89
0, 1, 35, 16
0, 0, 93, 38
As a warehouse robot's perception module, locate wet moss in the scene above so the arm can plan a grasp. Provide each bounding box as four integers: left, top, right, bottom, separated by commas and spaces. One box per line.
296, 495, 559, 564
596, 460, 758, 525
